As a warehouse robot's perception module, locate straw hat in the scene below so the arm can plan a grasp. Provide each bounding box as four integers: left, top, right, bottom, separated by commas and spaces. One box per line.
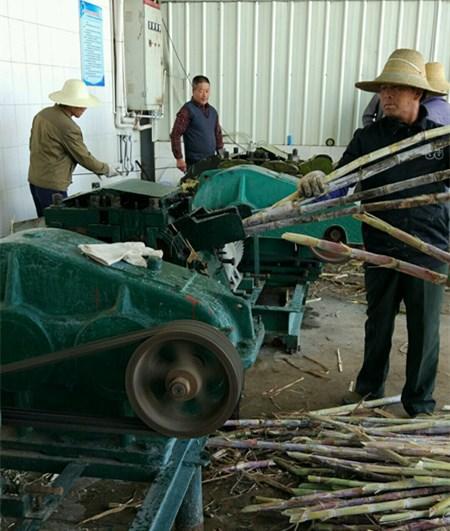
355, 48, 434, 93
425, 62, 450, 95
49, 79, 101, 107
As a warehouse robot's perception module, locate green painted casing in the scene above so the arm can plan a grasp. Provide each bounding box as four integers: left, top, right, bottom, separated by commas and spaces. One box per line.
0, 229, 264, 417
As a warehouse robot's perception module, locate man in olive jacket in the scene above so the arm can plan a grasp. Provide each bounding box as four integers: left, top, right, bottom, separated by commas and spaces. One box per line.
28, 79, 117, 216
298, 49, 449, 417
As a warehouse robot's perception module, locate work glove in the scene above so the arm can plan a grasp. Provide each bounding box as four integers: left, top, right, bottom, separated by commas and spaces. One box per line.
105, 165, 119, 177
297, 170, 326, 197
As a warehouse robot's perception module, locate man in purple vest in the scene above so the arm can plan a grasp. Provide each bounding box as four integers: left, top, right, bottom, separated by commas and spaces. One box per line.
170, 75, 224, 174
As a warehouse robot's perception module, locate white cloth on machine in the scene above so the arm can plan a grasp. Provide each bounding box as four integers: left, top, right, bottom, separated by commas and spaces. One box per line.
78, 242, 163, 268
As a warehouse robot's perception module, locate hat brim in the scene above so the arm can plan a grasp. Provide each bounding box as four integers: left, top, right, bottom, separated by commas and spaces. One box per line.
426, 81, 450, 95
49, 90, 101, 108
355, 72, 434, 93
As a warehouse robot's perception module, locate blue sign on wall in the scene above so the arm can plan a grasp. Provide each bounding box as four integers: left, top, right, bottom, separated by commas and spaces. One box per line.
80, 1, 105, 87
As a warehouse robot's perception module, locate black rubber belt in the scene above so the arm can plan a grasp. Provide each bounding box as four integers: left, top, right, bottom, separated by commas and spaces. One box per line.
0, 327, 160, 375
2, 407, 155, 435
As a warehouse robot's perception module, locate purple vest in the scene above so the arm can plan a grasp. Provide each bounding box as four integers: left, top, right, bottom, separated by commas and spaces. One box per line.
183, 101, 218, 164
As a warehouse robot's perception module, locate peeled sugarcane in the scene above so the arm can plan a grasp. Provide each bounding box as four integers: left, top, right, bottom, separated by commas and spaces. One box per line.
265, 124, 450, 210
281, 233, 449, 286
355, 212, 450, 265
284, 493, 447, 524
310, 394, 401, 416
245, 191, 450, 235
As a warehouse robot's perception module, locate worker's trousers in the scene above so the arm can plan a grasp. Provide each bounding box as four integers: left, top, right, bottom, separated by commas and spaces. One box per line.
355, 264, 447, 416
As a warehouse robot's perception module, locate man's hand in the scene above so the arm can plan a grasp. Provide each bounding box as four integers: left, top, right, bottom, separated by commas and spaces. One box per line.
105, 165, 119, 178
297, 170, 326, 197
176, 159, 187, 173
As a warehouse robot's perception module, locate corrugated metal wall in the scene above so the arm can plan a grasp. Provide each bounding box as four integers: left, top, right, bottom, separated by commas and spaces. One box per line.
157, 0, 450, 147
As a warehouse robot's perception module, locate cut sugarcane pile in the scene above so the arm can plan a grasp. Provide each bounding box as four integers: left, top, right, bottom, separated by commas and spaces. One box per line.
207, 396, 450, 530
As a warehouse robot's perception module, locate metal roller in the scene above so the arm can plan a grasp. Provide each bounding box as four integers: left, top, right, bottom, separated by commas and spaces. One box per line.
125, 320, 244, 438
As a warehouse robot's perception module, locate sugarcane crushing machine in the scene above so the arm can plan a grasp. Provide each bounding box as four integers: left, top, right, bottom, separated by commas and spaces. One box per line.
44, 164, 362, 350
0, 228, 264, 529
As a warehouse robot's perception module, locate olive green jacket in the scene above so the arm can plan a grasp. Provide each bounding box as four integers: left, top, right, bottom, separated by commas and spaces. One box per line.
28, 105, 109, 191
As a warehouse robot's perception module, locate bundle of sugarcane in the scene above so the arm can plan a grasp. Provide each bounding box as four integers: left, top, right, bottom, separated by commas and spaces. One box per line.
205, 396, 450, 529
245, 124, 450, 220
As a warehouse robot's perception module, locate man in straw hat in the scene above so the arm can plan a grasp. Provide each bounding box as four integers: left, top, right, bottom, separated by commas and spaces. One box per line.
298, 48, 449, 417
362, 61, 450, 126
28, 79, 118, 217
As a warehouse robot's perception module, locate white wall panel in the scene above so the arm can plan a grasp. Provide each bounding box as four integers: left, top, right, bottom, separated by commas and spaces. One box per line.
158, 0, 450, 147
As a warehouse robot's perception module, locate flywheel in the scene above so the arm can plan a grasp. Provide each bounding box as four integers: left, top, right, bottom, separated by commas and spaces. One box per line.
125, 320, 244, 438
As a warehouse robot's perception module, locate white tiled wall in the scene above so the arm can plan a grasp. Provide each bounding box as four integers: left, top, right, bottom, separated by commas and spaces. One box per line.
0, 0, 130, 237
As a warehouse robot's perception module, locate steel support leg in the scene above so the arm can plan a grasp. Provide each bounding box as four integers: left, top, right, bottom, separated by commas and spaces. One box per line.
175, 466, 204, 531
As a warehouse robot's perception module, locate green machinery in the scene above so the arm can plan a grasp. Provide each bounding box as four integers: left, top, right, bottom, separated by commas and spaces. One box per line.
45, 164, 362, 351
0, 228, 264, 529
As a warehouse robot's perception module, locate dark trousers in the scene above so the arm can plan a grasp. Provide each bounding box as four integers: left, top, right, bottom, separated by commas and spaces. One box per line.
356, 265, 447, 416
29, 184, 67, 217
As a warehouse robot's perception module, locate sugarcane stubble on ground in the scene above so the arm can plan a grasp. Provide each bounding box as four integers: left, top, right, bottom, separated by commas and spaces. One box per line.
1, 262, 449, 530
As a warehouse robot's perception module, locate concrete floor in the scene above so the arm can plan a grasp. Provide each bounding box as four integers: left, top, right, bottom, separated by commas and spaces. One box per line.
2, 268, 449, 530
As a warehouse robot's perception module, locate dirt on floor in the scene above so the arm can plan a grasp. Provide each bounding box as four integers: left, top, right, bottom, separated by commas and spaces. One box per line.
2, 261, 449, 530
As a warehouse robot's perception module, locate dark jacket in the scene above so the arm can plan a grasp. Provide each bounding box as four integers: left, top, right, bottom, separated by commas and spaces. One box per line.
338, 106, 449, 270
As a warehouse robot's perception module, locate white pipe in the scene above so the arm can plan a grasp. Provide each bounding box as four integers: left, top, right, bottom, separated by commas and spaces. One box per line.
112, 0, 152, 131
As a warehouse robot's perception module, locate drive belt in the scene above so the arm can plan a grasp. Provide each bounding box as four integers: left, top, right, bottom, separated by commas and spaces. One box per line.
0, 326, 161, 376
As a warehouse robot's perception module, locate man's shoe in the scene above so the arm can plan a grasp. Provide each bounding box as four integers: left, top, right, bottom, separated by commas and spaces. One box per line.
342, 391, 382, 406
412, 412, 433, 419
342, 391, 364, 405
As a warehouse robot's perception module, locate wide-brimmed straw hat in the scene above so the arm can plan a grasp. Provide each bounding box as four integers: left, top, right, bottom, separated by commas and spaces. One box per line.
355, 48, 434, 93
49, 79, 101, 107
425, 62, 450, 95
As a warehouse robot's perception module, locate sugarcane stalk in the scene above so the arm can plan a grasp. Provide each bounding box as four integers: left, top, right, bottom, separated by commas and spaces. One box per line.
367, 420, 450, 434
241, 478, 450, 513
263, 125, 450, 210
428, 495, 450, 517
310, 394, 402, 415
380, 509, 429, 524
363, 441, 450, 458
307, 475, 368, 488
418, 459, 450, 472
286, 486, 450, 520
355, 212, 450, 265
274, 457, 332, 477
333, 416, 448, 425
206, 437, 382, 461
318, 137, 450, 199
220, 459, 276, 473
281, 233, 449, 286
390, 515, 450, 530
244, 162, 450, 230
287, 452, 450, 479
245, 191, 450, 235
285, 493, 446, 524
223, 418, 310, 428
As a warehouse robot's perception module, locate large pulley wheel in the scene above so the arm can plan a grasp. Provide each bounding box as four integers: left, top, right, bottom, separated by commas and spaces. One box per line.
310, 226, 350, 264
125, 320, 244, 438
